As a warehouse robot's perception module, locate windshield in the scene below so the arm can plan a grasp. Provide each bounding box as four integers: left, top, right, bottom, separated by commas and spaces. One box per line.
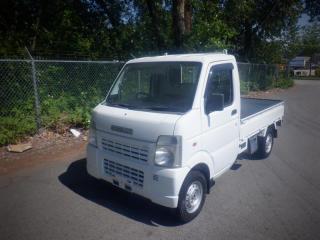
106, 62, 202, 113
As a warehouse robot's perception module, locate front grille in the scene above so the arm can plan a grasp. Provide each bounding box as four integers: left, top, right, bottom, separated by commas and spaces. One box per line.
103, 159, 144, 187
101, 138, 149, 162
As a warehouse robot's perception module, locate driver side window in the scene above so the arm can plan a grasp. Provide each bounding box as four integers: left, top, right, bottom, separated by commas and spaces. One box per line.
207, 64, 234, 107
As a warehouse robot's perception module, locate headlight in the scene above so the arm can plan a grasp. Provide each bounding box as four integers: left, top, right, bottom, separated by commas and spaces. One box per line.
154, 135, 182, 168
88, 120, 97, 147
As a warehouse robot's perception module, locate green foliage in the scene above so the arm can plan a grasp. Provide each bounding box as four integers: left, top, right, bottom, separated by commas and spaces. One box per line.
238, 63, 278, 93
0, 0, 305, 62
222, 0, 302, 61
305, 0, 320, 22
0, 101, 36, 145
0, 116, 36, 146
300, 22, 320, 56
0, 60, 122, 145
185, 1, 236, 51
0, 92, 102, 145
37, 63, 112, 132
315, 68, 320, 77
41, 93, 101, 131
273, 78, 294, 89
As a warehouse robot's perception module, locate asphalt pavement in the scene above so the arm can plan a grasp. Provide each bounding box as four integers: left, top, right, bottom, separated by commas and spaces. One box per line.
0, 80, 320, 240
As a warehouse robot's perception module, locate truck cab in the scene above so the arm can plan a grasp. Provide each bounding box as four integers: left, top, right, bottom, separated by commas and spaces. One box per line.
87, 53, 284, 222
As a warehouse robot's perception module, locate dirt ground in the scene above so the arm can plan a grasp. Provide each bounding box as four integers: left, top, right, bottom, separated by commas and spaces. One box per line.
0, 87, 289, 176
0, 130, 87, 175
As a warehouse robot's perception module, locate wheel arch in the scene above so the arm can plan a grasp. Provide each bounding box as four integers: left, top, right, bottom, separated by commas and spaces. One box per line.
259, 123, 277, 138
184, 151, 215, 193
190, 163, 213, 193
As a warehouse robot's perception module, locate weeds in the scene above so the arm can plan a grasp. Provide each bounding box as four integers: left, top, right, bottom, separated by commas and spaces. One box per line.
273, 77, 294, 89
0, 60, 122, 146
0, 92, 103, 145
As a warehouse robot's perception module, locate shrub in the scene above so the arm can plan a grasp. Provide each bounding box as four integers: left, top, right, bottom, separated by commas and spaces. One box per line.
273, 77, 294, 89
0, 109, 36, 145
0, 91, 102, 145
41, 92, 102, 132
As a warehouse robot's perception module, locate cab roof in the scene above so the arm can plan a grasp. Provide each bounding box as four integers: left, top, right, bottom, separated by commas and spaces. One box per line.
127, 53, 235, 64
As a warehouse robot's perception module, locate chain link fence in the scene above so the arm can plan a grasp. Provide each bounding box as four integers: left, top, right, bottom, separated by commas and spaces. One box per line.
0, 58, 124, 145
238, 62, 279, 95
0, 58, 279, 145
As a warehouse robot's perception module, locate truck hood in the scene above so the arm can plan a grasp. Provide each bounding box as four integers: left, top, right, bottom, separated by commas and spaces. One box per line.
92, 104, 182, 142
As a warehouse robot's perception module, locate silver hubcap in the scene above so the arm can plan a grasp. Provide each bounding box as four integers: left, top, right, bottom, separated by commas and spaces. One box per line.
265, 133, 273, 153
185, 181, 203, 213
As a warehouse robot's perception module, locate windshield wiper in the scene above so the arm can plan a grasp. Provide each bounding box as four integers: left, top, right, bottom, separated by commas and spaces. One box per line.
140, 106, 183, 112
108, 103, 136, 109
108, 102, 184, 112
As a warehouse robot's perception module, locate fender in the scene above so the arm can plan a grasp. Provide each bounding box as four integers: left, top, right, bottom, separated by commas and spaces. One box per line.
184, 150, 215, 180
258, 121, 278, 138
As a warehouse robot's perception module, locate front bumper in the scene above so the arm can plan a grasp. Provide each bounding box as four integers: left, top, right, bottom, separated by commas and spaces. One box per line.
86, 144, 189, 208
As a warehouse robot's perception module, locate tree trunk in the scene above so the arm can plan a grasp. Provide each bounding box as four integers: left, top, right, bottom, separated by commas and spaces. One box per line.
184, 1, 192, 34
146, 0, 164, 50
172, 0, 186, 50
31, 15, 41, 52
172, 0, 192, 49
243, 22, 253, 60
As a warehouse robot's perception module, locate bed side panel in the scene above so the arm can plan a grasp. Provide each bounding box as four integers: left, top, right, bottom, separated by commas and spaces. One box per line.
240, 103, 284, 140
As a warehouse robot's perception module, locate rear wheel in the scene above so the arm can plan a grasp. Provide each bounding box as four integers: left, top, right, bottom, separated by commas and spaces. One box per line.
176, 170, 207, 223
256, 128, 274, 158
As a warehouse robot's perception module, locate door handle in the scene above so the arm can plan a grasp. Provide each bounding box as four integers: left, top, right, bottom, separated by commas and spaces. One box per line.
231, 109, 237, 116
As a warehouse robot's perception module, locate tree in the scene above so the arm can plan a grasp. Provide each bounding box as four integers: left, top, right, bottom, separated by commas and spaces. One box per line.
0, 0, 307, 62
133, 0, 171, 53
305, 0, 320, 22
171, 0, 192, 50
222, 0, 303, 61
145, 0, 166, 50
0, 0, 132, 59
300, 23, 320, 55
185, 0, 235, 51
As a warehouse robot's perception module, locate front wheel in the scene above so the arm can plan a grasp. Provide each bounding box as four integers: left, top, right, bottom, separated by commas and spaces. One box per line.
176, 170, 207, 223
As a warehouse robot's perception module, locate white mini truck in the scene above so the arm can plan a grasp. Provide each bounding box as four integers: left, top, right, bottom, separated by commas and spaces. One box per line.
87, 53, 284, 222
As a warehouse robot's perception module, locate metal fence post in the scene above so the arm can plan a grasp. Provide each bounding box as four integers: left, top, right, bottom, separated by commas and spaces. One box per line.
275, 64, 279, 86
248, 63, 251, 93
25, 47, 41, 132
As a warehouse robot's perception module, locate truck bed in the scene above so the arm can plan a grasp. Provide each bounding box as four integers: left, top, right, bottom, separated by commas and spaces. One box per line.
241, 97, 283, 120
239, 97, 284, 151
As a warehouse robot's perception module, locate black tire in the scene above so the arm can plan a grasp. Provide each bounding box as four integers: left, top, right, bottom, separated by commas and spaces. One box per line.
256, 128, 274, 159
176, 170, 207, 223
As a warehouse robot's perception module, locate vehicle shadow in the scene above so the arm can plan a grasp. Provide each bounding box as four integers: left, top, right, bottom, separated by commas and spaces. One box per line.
237, 152, 267, 161
58, 159, 183, 227
230, 152, 269, 171
230, 162, 242, 170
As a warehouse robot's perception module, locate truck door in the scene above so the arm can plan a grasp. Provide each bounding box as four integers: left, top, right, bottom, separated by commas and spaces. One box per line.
201, 62, 239, 175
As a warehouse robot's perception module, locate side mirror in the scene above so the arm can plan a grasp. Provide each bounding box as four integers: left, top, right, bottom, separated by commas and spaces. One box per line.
205, 93, 224, 114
